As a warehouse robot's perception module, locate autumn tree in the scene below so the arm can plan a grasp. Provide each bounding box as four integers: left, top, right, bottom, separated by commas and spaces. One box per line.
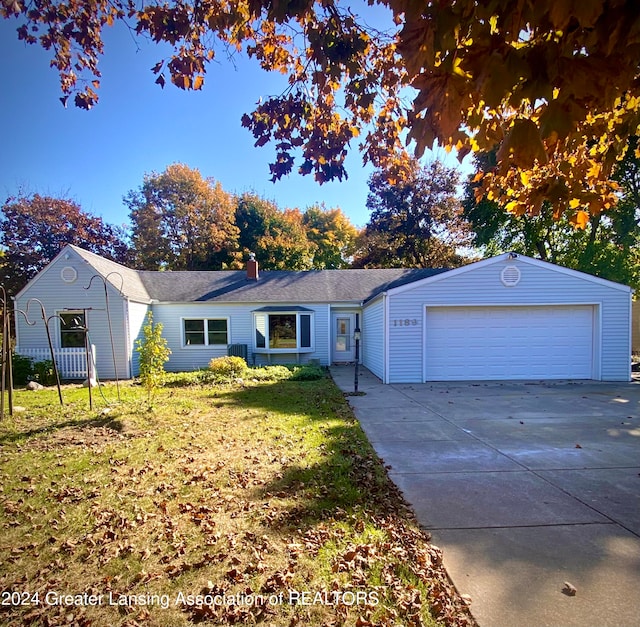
126, 164, 239, 270
302, 204, 358, 268
464, 147, 640, 288
3, 1, 640, 222
235, 193, 313, 270
353, 159, 470, 269
0, 194, 130, 295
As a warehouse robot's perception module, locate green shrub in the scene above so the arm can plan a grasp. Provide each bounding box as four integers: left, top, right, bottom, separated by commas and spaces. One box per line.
247, 364, 325, 382
289, 365, 325, 380
136, 312, 171, 401
208, 356, 248, 380
249, 365, 292, 381
12, 353, 34, 385
162, 370, 217, 387
33, 359, 56, 385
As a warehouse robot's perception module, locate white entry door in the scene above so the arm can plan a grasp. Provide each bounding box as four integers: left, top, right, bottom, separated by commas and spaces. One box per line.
332, 313, 356, 362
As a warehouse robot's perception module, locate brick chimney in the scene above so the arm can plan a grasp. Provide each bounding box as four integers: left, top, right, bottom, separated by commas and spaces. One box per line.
247, 253, 259, 280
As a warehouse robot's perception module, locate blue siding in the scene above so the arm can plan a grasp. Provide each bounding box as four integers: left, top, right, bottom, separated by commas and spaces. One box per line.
15, 248, 133, 380
151, 302, 331, 372
128, 301, 150, 377
362, 297, 384, 380
386, 257, 631, 383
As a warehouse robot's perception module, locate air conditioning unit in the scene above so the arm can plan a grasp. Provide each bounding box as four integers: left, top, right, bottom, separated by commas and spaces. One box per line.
227, 344, 248, 361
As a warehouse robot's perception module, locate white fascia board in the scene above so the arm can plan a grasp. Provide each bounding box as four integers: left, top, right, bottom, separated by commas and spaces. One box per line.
385, 255, 506, 297
13, 243, 77, 301
363, 292, 384, 309
386, 253, 634, 298
14, 244, 143, 304
328, 301, 364, 309
423, 300, 602, 308
515, 255, 634, 293
155, 299, 364, 307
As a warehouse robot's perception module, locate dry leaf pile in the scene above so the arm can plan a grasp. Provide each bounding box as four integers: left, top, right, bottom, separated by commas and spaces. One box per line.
0, 380, 475, 627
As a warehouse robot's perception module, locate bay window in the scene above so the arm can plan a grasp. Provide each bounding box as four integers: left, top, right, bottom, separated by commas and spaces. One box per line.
254, 308, 313, 351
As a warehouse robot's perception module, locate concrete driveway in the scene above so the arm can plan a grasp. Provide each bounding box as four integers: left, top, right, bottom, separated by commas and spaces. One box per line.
330, 366, 640, 627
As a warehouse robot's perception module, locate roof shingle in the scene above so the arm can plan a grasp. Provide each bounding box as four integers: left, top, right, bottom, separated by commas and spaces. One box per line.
70, 246, 448, 304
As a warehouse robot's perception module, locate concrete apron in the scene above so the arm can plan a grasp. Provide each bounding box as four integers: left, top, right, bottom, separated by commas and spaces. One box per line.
329, 366, 640, 627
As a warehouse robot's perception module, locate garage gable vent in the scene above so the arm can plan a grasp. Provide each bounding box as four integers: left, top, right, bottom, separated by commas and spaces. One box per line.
501, 265, 521, 287
61, 266, 78, 283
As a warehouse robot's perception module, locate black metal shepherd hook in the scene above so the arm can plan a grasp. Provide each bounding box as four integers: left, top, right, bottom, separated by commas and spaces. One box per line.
61, 307, 98, 411
85, 272, 124, 401
0, 285, 14, 418
1, 289, 58, 418
25, 298, 65, 406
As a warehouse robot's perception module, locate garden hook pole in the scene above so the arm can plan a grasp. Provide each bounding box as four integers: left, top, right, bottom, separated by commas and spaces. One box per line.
85, 272, 123, 401
79, 308, 93, 411
6, 310, 12, 416
1, 287, 7, 419
1, 286, 15, 417
26, 299, 64, 406
2, 288, 42, 417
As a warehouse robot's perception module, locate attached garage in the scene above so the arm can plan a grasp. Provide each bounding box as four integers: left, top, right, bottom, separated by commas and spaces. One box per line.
424, 305, 595, 381
366, 253, 633, 384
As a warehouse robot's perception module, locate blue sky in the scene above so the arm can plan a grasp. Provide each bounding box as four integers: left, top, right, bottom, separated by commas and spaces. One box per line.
0, 11, 469, 232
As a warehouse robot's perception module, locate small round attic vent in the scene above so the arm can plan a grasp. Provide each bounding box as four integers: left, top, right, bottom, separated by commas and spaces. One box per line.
501, 265, 521, 287
61, 266, 78, 283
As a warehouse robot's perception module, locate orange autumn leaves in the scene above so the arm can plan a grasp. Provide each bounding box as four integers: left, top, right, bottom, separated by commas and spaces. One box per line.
3, 0, 640, 223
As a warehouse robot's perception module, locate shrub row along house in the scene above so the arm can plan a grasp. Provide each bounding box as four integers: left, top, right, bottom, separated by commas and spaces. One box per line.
14, 244, 633, 383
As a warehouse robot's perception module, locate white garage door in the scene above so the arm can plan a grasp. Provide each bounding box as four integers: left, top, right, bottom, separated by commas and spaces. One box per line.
425, 305, 594, 381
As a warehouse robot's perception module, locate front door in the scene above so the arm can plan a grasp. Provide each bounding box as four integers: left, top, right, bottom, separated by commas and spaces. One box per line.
332, 313, 356, 363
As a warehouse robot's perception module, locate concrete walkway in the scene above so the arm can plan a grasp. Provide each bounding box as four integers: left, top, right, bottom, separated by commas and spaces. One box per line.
330, 366, 640, 627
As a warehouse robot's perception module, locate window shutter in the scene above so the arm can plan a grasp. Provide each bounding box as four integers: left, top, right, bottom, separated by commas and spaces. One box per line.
255, 313, 266, 348
300, 314, 311, 348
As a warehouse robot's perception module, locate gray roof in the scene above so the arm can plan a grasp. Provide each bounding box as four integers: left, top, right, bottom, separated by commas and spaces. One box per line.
140, 267, 447, 303
70, 246, 448, 304
70, 246, 152, 302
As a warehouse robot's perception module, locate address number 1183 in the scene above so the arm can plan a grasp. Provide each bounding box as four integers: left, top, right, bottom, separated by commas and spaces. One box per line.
391, 319, 418, 327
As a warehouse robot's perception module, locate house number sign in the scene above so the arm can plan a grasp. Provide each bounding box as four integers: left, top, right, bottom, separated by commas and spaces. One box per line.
392, 319, 418, 327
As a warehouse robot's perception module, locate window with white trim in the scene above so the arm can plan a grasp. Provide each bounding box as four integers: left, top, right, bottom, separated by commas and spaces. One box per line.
59, 311, 86, 348
254, 310, 313, 351
183, 318, 228, 346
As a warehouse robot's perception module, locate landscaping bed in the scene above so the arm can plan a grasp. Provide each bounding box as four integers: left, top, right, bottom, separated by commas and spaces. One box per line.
0, 372, 474, 627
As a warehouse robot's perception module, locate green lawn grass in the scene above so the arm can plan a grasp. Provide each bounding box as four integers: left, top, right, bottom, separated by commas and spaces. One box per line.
0, 373, 474, 627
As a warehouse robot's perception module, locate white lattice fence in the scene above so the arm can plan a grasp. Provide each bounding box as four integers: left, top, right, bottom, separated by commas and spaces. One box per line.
17, 346, 96, 380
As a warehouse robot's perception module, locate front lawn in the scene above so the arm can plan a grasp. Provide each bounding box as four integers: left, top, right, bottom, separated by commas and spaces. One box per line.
0, 373, 474, 627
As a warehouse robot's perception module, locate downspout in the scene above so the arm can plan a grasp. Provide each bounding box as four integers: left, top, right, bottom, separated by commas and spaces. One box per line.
357, 303, 363, 366
629, 292, 635, 382
383, 291, 389, 384
327, 303, 331, 366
